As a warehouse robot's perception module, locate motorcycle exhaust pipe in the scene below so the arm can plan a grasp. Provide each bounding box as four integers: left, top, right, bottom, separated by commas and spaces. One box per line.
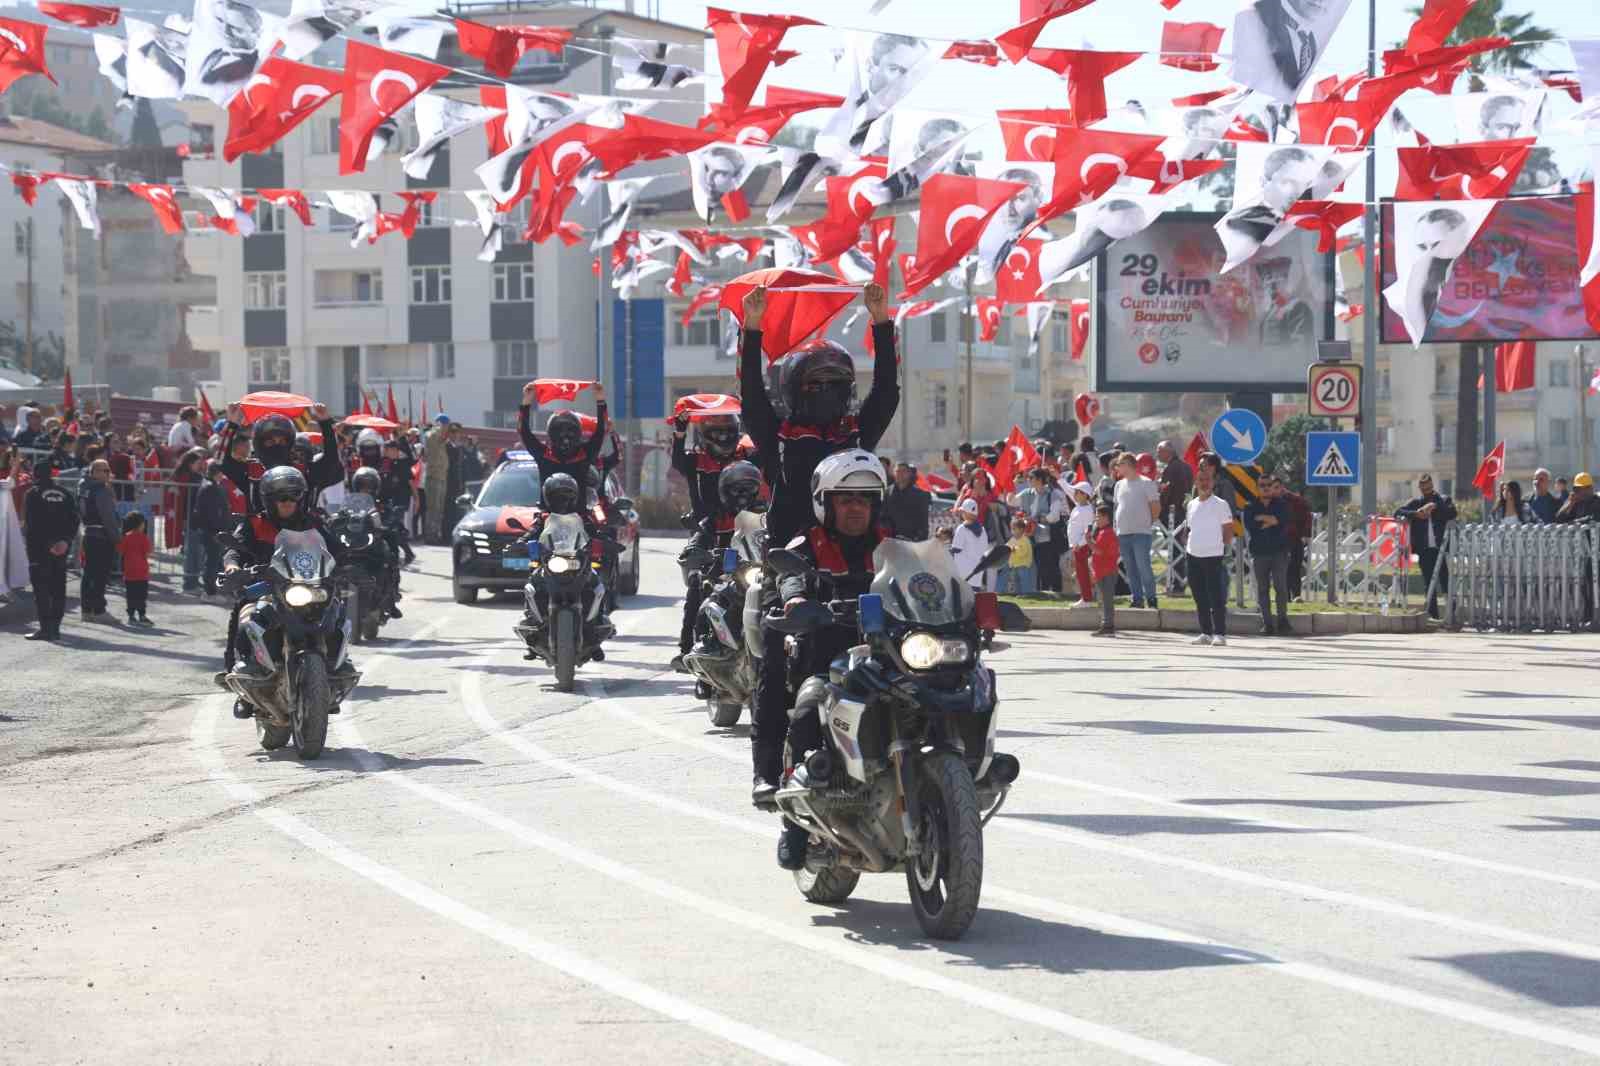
984, 753, 1021, 787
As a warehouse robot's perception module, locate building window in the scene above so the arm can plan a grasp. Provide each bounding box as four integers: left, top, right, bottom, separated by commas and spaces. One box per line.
314, 270, 383, 305
928, 382, 947, 429
253, 200, 287, 233
1378, 367, 1391, 400
495, 340, 536, 378
413, 196, 442, 228
1550, 359, 1571, 387
190, 123, 214, 156
1551, 418, 1571, 447
410, 265, 452, 304
244, 271, 287, 309
247, 347, 290, 390
492, 262, 534, 302
433, 342, 455, 379
367, 343, 428, 381
1434, 422, 1456, 452
930, 312, 946, 343
1051, 321, 1067, 354
673, 312, 721, 348
310, 117, 340, 155
1435, 357, 1456, 395
996, 315, 1012, 346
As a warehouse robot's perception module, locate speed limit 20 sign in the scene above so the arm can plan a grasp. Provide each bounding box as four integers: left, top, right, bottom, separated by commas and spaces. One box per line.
1307, 363, 1362, 419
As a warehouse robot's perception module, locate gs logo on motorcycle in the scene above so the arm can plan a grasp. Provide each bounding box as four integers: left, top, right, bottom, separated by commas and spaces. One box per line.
907, 572, 944, 610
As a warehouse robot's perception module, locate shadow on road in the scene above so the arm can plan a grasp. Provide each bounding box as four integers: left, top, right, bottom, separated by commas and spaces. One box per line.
255, 746, 482, 773
1003, 812, 1330, 837
1422, 951, 1600, 1007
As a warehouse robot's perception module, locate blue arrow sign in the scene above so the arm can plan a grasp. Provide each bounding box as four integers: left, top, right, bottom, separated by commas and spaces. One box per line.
1210, 408, 1267, 465
1306, 431, 1361, 487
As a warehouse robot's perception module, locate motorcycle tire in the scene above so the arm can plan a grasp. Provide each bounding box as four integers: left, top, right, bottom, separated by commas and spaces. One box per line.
621, 547, 640, 596
256, 717, 290, 751
362, 612, 380, 642
553, 608, 578, 692
293, 653, 332, 761
707, 701, 742, 728
906, 751, 983, 940
795, 860, 860, 904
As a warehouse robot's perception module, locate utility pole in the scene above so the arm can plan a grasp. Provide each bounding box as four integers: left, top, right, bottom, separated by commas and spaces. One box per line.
596, 26, 617, 483
899, 323, 910, 456
1359, 0, 1379, 517
23, 217, 34, 375
1579, 344, 1591, 474
962, 260, 976, 445
1482, 341, 1496, 454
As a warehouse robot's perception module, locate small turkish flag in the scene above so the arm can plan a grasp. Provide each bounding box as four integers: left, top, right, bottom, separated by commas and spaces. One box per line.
258, 188, 313, 227
668, 251, 693, 297
671, 393, 741, 422
997, 109, 1071, 163
704, 86, 842, 142
1395, 139, 1534, 201
902, 173, 1028, 296
996, 237, 1045, 305
197, 388, 216, 427
1492, 341, 1536, 393
385, 384, 399, 424
338, 42, 449, 175
976, 298, 1004, 342
62, 367, 73, 412
586, 113, 717, 178
1069, 298, 1091, 361
455, 19, 571, 79
997, 2, 1105, 64
1405, 0, 1476, 57
12, 172, 41, 205
1160, 21, 1225, 73
1036, 128, 1166, 231
680, 284, 723, 326
943, 41, 1001, 66
719, 267, 858, 364
37, 2, 119, 27
129, 183, 184, 234
0, 17, 56, 94
533, 379, 592, 405
224, 58, 341, 162
1018, 48, 1142, 126
1283, 201, 1365, 253
1472, 441, 1506, 501
704, 9, 819, 127
1075, 393, 1101, 428
991, 425, 1041, 493
1183, 431, 1208, 475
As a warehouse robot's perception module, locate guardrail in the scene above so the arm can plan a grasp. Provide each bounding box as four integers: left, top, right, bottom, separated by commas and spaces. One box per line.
1438, 521, 1599, 633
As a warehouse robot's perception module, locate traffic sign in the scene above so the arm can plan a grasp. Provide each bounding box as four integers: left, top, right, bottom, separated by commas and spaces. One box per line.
1210, 408, 1267, 465
1307, 362, 1362, 419
1306, 431, 1361, 486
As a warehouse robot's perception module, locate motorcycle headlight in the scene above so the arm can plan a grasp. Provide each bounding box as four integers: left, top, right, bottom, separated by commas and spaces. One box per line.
284, 583, 327, 608
735, 562, 763, 590
899, 631, 972, 670
547, 555, 574, 574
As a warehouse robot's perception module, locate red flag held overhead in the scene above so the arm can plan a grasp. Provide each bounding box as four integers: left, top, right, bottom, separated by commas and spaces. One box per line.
719, 268, 859, 364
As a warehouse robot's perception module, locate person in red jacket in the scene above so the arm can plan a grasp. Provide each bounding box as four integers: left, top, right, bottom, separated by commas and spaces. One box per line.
1090, 503, 1120, 637
118, 511, 154, 627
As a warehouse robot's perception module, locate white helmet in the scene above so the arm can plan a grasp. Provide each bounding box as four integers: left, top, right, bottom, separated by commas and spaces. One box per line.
356, 428, 385, 451
810, 448, 887, 522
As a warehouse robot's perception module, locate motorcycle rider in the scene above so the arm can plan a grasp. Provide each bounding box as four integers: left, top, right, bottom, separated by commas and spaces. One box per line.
679, 460, 766, 665
769, 449, 889, 869
220, 466, 354, 716
515, 381, 609, 488
290, 432, 317, 469
517, 471, 613, 657
670, 409, 757, 671
377, 439, 418, 565
349, 466, 404, 619
741, 282, 896, 807
218, 402, 344, 513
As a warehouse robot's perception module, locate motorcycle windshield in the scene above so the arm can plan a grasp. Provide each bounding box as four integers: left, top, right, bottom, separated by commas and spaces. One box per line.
869, 538, 974, 628
272, 528, 335, 583
340, 492, 377, 515
731, 510, 766, 563
541, 513, 587, 556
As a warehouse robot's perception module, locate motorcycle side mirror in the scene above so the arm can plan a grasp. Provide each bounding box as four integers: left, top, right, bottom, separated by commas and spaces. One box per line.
769, 600, 830, 635
974, 591, 1002, 632
858, 593, 885, 635
504, 515, 526, 532
721, 548, 738, 574
765, 548, 810, 576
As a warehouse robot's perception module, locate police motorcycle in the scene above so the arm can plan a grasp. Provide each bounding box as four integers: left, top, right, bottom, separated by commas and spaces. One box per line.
765, 538, 1019, 940
682, 464, 768, 727
221, 526, 360, 760
325, 467, 399, 643
510, 473, 618, 692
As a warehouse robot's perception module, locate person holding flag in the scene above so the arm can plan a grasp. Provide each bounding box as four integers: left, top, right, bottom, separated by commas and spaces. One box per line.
515, 379, 609, 493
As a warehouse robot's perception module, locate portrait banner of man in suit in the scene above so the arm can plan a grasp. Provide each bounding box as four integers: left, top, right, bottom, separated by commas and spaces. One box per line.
1382, 199, 1497, 348
974, 161, 1051, 284
816, 32, 938, 157
688, 143, 764, 223
1216, 142, 1334, 273
1038, 191, 1169, 288
1452, 89, 1546, 143
1228, 0, 1353, 105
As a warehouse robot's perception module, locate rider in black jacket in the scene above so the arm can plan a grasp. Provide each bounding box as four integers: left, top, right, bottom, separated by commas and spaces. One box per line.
515, 382, 609, 489
218, 402, 344, 514
670, 409, 758, 669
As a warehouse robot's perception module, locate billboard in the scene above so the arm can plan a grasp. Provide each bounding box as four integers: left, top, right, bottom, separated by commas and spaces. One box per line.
1092, 211, 1335, 393
1380, 196, 1597, 344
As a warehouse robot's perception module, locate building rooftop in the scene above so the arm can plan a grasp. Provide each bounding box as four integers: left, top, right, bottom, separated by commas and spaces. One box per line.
0, 114, 118, 155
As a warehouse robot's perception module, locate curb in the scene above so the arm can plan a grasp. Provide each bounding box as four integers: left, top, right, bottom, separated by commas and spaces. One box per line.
1015, 604, 1425, 636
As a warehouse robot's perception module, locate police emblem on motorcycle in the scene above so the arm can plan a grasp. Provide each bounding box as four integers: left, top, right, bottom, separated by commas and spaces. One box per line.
290, 551, 317, 577
907, 572, 944, 609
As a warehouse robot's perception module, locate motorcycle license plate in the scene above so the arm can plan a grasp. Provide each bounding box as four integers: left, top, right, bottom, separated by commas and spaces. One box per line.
501, 557, 531, 570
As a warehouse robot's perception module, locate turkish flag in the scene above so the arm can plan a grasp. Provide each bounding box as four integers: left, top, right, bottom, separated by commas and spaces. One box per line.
996, 237, 1045, 305
0, 18, 56, 93
1297, 94, 1391, 148
990, 424, 1041, 493
997, 1, 1104, 64
385, 384, 399, 424
197, 388, 216, 427
1130, 155, 1227, 195
701, 85, 842, 141
1075, 393, 1100, 428
1283, 201, 1365, 253
1036, 128, 1166, 230
1577, 182, 1600, 336
360, 391, 373, 416
902, 173, 1028, 296
1183, 431, 1208, 474
62, 367, 73, 412
668, 251, 694, 297
719, 267, 858, 363
1471, 441, 1506, 501
1395, 138, 1533, 201
258, 188, 313, 227
866, 216, 897, 290
944, 41, 1002, 66
455, 19, 571, 78
680, 285, 723, 326
1405, 0, 1480, 58
129, 183, 184, 234
998, 108, 1071, 163
704, 9, 819, 127
12, 171, 41, 205
671, 393, 741, 422
1226, 114, 1271, 143
1069, 297, 1090, 361
37, 2, 118, 27
976, 298, 1004, 342
586, 113, 717, 178
1494, 341, 1536, 393
1019, 48, 1142, 125
338, 42, 448, 175
224, 58, 341, 161
533, 379, 592, 405
480, 85, 510, 156
792, 177, 875, 263
1160, 21, 1225, 73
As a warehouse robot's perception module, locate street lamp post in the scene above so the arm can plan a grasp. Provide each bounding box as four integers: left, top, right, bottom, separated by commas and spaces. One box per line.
1359, 0, 1379, 517
1579, 344, 1591, 474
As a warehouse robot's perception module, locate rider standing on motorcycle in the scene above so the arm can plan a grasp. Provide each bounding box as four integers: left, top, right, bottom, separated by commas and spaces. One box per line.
516, 381, 609, 487
769, 450, 888, 868
670, 410, 757, 671
740, 282, 896, 808
218, 402, 344, 514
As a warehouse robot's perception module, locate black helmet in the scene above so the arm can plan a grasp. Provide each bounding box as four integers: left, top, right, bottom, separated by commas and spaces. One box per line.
355, 427, 384, 465
697, 414, 741, 459
542, 472, 581, 515
350, 466, 381, 497
260, 465, 307, 515
546, 411, 583, 458
783, 339, 856, 426
253, 414, 296, 467
290, 432, 315, 465
717, 460, 763, 513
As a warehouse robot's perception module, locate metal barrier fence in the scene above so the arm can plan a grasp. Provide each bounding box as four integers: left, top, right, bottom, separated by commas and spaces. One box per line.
1439, 522, 1599, 633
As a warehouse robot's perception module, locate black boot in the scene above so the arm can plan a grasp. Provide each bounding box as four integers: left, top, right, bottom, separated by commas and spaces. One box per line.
777, 821, 809, 870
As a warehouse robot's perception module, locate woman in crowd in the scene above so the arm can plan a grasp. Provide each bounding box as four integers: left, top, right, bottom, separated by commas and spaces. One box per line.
1494, 481, 1531, 524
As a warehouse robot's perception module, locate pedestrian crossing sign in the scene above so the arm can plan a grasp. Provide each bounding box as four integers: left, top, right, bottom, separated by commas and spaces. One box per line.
1306, 431, 1360, 487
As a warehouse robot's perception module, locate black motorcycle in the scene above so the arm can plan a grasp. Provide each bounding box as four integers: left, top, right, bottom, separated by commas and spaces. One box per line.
325, 492, 397, 643
509, 513, 617, 692
682, 510, 767, 727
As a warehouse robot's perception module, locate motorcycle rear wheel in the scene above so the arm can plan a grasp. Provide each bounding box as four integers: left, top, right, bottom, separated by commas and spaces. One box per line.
906, 752, 983, 940
256, 717, 290, 751
795, 860, 860, 904
707, 701, 742, 728
553, 608, 578, 692
293, 653, 332, 760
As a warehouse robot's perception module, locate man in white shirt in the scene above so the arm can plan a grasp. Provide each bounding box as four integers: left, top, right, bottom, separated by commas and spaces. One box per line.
1112, 452, 1161, 608
167, 406, 200, 450
1185, 457, 1236, 646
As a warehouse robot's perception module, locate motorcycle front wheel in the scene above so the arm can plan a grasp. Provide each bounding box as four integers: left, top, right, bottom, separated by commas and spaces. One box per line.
906, 751, 983, 940
553, 607, 578, 692
293, 653, 331, 760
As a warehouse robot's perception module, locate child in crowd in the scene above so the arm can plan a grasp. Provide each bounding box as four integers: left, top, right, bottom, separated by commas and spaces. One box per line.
1066, 482, 1096, 606
1090, 503, 1120, 637
118, 511, 153, 627
1005, 515, 1036, 595
950, 497, 992, 591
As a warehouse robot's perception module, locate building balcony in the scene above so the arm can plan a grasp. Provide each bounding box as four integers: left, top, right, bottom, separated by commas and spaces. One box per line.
305, 303, 407, 346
